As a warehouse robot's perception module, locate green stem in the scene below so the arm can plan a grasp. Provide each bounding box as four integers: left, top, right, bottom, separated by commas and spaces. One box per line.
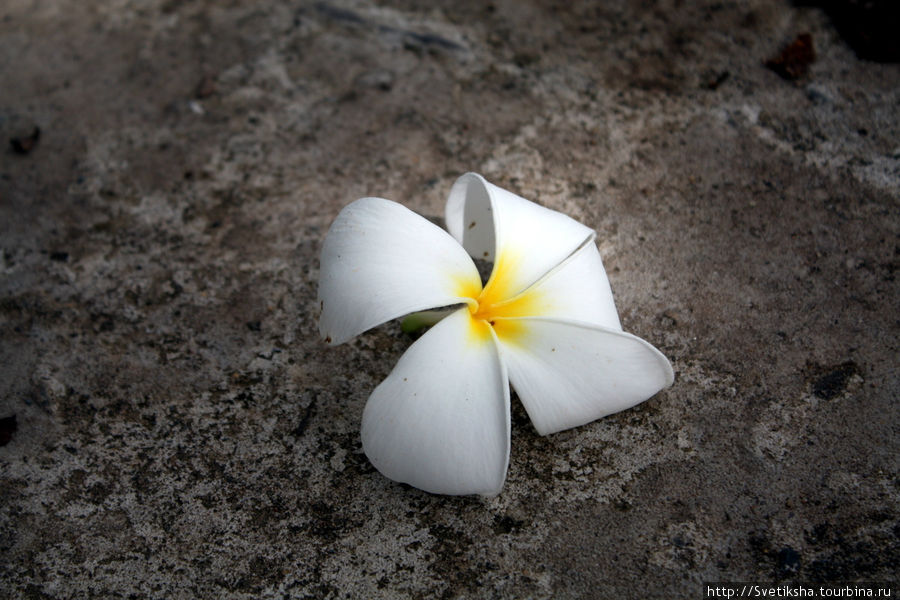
401, 309, 452, 334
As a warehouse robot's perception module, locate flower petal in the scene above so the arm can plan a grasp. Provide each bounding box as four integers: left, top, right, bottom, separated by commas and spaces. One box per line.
361, 308, 510, 495
493, 318, 674, 435
318, 197, 481, 345
487, 239, 622, 330
445, 173, 594, 298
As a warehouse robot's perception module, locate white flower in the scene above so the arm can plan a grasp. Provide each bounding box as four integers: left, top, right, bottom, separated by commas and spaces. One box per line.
318, 173, 673, 496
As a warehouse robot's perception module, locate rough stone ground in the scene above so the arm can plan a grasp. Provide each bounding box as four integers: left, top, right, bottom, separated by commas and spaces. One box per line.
1, 1, 898, 598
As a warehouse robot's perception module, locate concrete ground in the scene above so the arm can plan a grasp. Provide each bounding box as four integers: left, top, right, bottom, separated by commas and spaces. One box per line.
1, 0, 897, 598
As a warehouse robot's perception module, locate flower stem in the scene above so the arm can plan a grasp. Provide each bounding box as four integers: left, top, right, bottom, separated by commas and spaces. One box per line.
401, 309, 452, 334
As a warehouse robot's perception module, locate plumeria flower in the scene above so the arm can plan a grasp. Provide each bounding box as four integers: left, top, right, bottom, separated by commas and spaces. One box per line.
318, 173, 673, 496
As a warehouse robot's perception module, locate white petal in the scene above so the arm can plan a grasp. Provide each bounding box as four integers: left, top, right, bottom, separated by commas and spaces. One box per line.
486, 240, 622, 330
445, 173, 594, 297
493, 318, 673, 435
318, 197, 481, 345
361, 308, 510, 495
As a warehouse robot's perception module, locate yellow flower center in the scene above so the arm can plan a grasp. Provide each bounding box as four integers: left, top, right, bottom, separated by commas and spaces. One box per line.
462, 252, 543, 345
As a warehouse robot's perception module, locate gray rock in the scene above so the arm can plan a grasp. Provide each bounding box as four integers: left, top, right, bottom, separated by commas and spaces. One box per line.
1, 1, 897, 598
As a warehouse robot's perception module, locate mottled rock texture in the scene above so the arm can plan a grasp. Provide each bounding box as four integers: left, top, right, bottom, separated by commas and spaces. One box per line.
1, 1, 898, 598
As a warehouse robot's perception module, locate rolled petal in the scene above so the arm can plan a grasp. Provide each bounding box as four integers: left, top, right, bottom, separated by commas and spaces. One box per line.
493, 318, 674, 435
361, 308, 510, 495
487, 240, 622, 330
318, 197, 481, 345
445, 173, 594, 298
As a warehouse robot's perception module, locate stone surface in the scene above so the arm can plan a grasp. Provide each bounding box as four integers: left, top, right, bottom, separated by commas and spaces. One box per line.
1, 1, 898, 598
